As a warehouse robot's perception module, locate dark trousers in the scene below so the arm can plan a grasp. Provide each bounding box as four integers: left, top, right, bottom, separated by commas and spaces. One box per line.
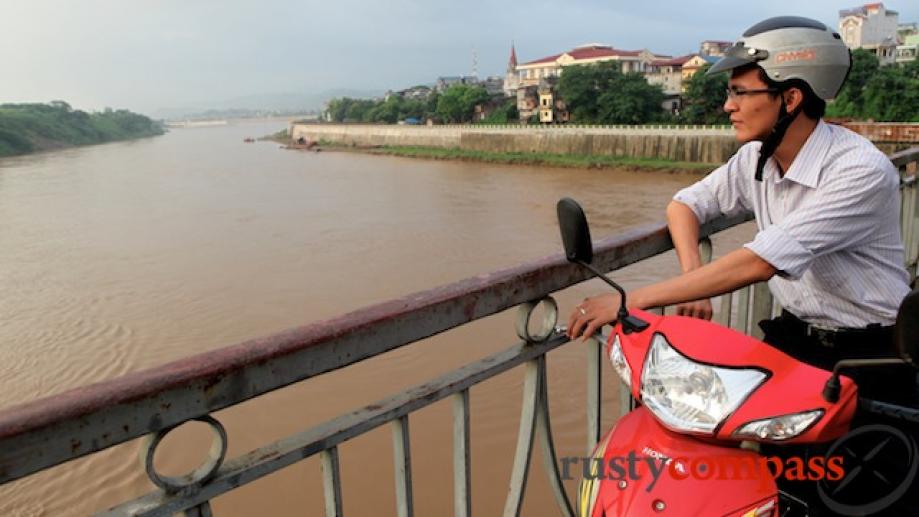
759, 310, 915, 403
758, 312, 919, 516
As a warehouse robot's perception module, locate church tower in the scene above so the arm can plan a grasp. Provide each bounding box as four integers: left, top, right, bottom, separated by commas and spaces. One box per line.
503, 43, 520, 96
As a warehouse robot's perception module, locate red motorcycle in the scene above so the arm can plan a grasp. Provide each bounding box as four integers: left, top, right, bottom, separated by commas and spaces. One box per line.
557, 198, 919, 516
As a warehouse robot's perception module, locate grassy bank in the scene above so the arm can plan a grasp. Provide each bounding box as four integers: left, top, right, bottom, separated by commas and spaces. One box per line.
0, 102, 164, 157
325, 142, 716, 173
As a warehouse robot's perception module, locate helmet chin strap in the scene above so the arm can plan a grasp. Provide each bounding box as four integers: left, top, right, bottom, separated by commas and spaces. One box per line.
755, 95, 802, 181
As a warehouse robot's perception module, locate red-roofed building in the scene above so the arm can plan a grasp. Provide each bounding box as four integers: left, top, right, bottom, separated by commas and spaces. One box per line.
512, 44, 669, 90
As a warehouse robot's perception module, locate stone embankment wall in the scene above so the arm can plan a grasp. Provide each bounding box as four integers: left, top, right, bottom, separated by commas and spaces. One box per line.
289, 124, 741, 163
838, 122, 919, 144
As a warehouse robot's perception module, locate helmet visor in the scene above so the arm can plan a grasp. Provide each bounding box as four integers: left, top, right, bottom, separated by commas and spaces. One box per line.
707, 43, 770, 76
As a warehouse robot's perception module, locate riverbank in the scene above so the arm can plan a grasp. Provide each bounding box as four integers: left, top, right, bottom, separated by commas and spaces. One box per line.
275, 135, 716, 173
288, 123, 739, 166
0, 102, 164, 158
363, 145, 716, 173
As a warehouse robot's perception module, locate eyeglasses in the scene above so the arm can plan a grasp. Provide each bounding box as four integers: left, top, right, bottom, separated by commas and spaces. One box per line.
724, 88, 779, 101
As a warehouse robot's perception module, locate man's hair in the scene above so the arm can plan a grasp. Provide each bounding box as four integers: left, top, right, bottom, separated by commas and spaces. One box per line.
735, 64, 827, 119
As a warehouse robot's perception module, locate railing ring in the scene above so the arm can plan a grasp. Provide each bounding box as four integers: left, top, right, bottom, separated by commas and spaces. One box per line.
515, 296, 558, 343
140, 415, 228, 493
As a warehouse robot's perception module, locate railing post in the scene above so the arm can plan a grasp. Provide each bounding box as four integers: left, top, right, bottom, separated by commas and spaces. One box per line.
717, 292, 734, 328
452, 390, 471, 517
750, 283, 773, 340
586, 334, 602, 454
736, 286, 751, 334
182, 503, 213, 517
320, 447, 344, 517
392, 416, 414, 517
535, 356, 575, 517
503, 360, 538, 517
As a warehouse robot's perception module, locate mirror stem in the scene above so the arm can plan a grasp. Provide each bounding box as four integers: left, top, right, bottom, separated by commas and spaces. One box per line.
576, 260, 628, 314
575, 260, 649, 333
822, 358, 907, 403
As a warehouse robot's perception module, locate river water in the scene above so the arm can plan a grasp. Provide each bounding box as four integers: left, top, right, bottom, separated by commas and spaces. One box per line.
0, 120, 753, 516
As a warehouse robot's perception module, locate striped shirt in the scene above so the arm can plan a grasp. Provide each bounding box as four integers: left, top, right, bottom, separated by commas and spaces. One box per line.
673, 120, 910, 328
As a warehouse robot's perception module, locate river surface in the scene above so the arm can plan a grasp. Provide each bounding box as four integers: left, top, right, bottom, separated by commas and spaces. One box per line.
0, 120, 753, 516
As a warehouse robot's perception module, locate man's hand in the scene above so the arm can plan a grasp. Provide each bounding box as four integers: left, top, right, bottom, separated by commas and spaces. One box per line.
567, 293, 622, 341
674, 299, 713, 320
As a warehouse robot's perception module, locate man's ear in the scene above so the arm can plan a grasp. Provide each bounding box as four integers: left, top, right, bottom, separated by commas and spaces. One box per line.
783, 87, 803, 113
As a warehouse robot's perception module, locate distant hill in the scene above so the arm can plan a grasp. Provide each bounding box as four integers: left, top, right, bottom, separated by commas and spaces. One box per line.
0, 101, 164, 157
152, 89, 384, 121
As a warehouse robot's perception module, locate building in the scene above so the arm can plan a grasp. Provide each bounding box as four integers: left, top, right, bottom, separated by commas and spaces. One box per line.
700, 40, 732, 57
646, 55, 693, 95
897, 33, 919, 63
480, 76, 506, 96
645, 55, 694, 114
516, 85, 539, 122
435, 76, 479, 92
537, 78, 569, 124
388, 85, 432, 101
897, 23, 919, 63
839, 3, 900, 65
513, 44, 669, 89
473, 95, 512, 122
680, 54, 719, 83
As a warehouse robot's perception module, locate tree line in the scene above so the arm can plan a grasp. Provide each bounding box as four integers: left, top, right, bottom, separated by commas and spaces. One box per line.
323, 50, 917, 127
0, 101, 164, 157
325, 84, 516, 124
826, 49, 918, 122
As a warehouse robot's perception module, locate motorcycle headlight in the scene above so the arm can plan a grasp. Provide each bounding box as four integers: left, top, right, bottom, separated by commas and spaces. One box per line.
640, 333, 767, 434
733, 410, 824, 441
609, 334, 632, 389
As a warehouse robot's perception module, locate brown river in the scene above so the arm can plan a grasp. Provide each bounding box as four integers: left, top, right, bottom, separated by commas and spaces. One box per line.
0, 120, 753, 516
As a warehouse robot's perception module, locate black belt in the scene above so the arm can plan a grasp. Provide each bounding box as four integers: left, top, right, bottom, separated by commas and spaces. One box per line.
777, 310, 894, 349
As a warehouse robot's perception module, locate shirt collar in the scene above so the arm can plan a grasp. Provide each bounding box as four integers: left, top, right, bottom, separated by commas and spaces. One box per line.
777, 120, 831, 188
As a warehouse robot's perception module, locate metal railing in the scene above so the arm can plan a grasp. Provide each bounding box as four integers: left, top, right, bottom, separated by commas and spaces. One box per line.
0, 148, 916, 516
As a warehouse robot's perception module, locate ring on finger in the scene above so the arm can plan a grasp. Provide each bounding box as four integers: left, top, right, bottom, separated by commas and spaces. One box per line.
578, 307, 587, 316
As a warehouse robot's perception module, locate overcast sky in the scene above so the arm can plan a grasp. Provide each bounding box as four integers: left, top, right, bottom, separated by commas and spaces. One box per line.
2, 0, 917, 114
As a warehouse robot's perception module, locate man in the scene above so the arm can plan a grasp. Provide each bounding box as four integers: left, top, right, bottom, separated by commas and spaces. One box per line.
567, 16, 914, 513
567, 16, 911, 376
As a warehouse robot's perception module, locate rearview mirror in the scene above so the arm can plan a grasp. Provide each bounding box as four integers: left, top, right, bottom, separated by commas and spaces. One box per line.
557, 198, 593, 264
896, 288, 919, 368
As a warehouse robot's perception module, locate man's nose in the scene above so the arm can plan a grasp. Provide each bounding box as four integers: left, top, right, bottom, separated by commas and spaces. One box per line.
723, 97, 739, 113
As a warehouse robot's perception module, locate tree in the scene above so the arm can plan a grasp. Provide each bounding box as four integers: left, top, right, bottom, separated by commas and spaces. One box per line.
479, 100, 518, 124
681, 64, 729, 125
826, 49, 879, 119
597, 73, 665, 124
861, 63, 919, 122
557, 62, 665, 124
557, 62, 611, 122
425, 91, 440, 120
325, 97, 354, 122
346, 99, 376, 122
436, 85, 488, 123
435, 87, 466, 122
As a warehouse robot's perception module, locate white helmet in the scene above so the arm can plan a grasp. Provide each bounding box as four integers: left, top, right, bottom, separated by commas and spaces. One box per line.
708, 16, 851, 100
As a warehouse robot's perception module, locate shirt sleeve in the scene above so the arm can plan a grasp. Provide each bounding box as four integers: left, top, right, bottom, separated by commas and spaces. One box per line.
672, 145, 754, 224
744, 159, 898, 280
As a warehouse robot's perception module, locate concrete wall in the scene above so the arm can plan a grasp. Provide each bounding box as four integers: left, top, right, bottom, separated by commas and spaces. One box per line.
290, 124, 741, 163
